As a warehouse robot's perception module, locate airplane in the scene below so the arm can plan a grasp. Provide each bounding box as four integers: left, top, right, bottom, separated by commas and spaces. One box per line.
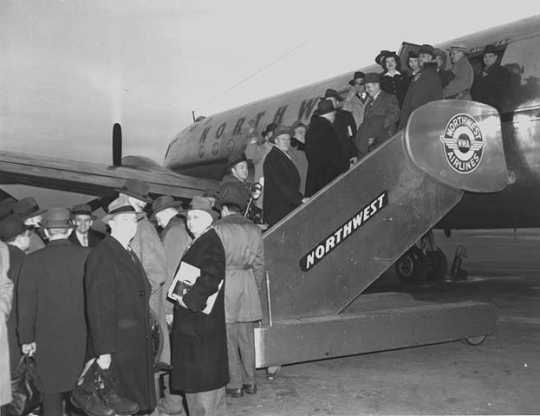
1, 14, 540, 283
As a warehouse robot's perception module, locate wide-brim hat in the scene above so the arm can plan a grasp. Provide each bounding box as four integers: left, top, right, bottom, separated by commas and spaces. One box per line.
102, 197, 145, 223
188, 195, 219, 221
71, 203, 96, 219
322, 88, 344, 102
0, 214, 29, 242
118, 178, 152, 203
348, 71, 366, 86
418, 44, 435, 57
364, 72, 381, 84
449, 43, 468, 52
270, 126, 292, 143
215, 182, 250, 211
375, 50, 400, 68
40, 207, 74, 229
483, 44, 498, 55
151, 195, 184, 217
13, 197, 47, 220
226, 153, 248, 170
317, 99, 335, 116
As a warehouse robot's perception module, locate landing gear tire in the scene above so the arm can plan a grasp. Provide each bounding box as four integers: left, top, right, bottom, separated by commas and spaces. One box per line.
266, 366, 281, 380
463, 335, 487, 346
395, 247, 428, 284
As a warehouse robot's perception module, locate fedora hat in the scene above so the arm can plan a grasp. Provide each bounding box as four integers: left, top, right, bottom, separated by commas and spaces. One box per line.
364, 72, 381, 84
270, 125, 292, 143
449, 43, 468, 52
102, 197, 145, 223
151, 195, 183, 217
40, 208, 74, 229
0, 214, 29, 242
226, 153, 248, 170
71, 203, 96, 219
322, 88, 344, 102
483, 44, 498, 55
348, 71, 365, 86
215, 182, 250, 211
118, 179, 152, 203
188, 195, 219, 222
13, 197, 47, 220
418, 44, 435, 57
316, 99, 335, 116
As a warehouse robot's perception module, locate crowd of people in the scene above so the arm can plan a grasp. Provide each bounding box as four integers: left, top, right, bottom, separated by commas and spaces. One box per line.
0, 42, 511, 416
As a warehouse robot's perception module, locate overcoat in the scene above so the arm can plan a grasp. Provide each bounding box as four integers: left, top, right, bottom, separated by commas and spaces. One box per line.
85, 236, 156, 412
171, 228, 228, 393
334, 109, 358, 173
0, 241, 13, 405
68, 228, 104, 248
27, 229, 45, 253
6, 244, 25, 371
443, 55, 474, 99
305, 115, 343, 197
263, 146, 303, 226
354, 91, 400, 156
214, 214, 264, 323
472, 64, 509, 113
380, 72, 410, 107
399, 62, 443, 129
18, 239, 87, 393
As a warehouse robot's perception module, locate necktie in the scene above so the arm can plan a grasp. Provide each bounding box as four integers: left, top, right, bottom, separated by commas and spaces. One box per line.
81, 234, 88, 247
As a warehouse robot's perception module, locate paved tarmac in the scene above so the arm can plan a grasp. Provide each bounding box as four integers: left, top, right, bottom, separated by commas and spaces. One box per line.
227, 229, 540, 415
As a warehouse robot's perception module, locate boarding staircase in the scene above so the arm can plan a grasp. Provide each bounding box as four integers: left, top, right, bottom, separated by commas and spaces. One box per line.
256, 100, 508, 368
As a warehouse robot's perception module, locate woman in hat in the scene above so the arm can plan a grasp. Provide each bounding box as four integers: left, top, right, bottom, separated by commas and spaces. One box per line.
170, 196, 228, 416
376, 51, 410, 108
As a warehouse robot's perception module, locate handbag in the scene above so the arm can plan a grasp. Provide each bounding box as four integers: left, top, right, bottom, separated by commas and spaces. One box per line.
4, 355, 41, 416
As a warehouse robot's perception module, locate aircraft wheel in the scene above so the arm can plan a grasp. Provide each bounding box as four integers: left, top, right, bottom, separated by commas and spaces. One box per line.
266, 366, 281, 380
464, 335, 487, 346
395, 247, 428, 283
426, 248, 448, 281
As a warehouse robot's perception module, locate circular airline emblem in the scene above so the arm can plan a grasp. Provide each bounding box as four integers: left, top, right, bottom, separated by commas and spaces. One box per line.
440, 113, 485, 174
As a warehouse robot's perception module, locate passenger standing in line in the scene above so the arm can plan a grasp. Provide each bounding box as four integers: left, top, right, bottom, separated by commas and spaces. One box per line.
471, 44, 509, 113
344, 71, 367, 128
118, 179, 169, 409
170, 196, 228, 416
151, 195, 191, 415
12, 197, 46, 253
18, 208, 87, 416
0, 241, 13, 408
263, 126, 305, 226
290, 121, 309, 195
399, 44, 443, 129
85, 198, 155, 415
322, 89, 357, 173
220, 154, 251, 200
407, 51, 421, 78
305, 100, 343, 196
434, 48, 454, 88
354, 73, 400, 157
68, 204, 104, 248
0, 215, 30, 377
377, 50, 410, 108
214, 183, 264, 399
443, 44, 474, 99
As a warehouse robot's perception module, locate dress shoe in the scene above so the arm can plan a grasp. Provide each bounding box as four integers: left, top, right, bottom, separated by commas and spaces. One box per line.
98, 369, 140, 415
225, 388, 243, 398
242, 384, 257, 395
71, 365, 115, 416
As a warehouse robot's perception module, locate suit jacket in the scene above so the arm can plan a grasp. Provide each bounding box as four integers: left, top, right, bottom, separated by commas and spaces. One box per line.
399, 62, 443, 128
18, 239, 87, 393
263, 146, 303, 226
444, 55, 474, 99
214, 213, 264, 323
68, 228, 105, 248
355, 90, 400, 156
85, 236, 156, 412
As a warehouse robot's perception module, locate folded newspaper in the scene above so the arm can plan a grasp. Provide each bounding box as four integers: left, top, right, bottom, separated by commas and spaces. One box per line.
167, 261, 223, 315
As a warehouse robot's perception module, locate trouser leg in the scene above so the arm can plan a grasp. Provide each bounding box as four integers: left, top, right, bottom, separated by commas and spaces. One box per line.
238, 322, 256, 386
42, 392, 63, 416
185, 388, 225, 416
226, 323, 242, 389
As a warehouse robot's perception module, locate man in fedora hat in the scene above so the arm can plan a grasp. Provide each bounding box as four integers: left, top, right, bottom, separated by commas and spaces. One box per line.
305, 99, 343, 197
0, 214, 30, 376
118, 179, 168, 409
434, 48, 454, 88
344, 71, 367, 127
85, 197, 154, 415
170, 195, 228, 416
213, 182, 264, 398
18, 208, 88, 416
355, 72, 400, 157
399, 44, 443, 129
12, 197, 47, 253
69, 204, 104, 248
472, 44, 509, 113
151, 195, 191, 415
444, 43, 474, 99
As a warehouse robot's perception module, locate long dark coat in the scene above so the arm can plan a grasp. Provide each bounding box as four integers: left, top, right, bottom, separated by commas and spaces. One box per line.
68, 228, 105, 248
472, 64, 509, 113
354, 91, 400, 157
380, 72, 410, 108
399, 62, 443, 129
6, 244, 24, 372
305, 115, 343, 197
171, 228, 228, 393
18, 239, 87, 393
263, 146, 303, 226
333, 109, 358, 173
85, 236, 156, 413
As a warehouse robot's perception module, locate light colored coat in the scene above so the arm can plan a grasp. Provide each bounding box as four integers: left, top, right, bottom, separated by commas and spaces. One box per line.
214, 214, 264, 323
444, 55, 474, 99
0, 241, 13, 405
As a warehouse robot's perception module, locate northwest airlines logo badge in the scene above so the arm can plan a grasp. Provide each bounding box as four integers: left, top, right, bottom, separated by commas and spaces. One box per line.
440, 114, 485, 174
